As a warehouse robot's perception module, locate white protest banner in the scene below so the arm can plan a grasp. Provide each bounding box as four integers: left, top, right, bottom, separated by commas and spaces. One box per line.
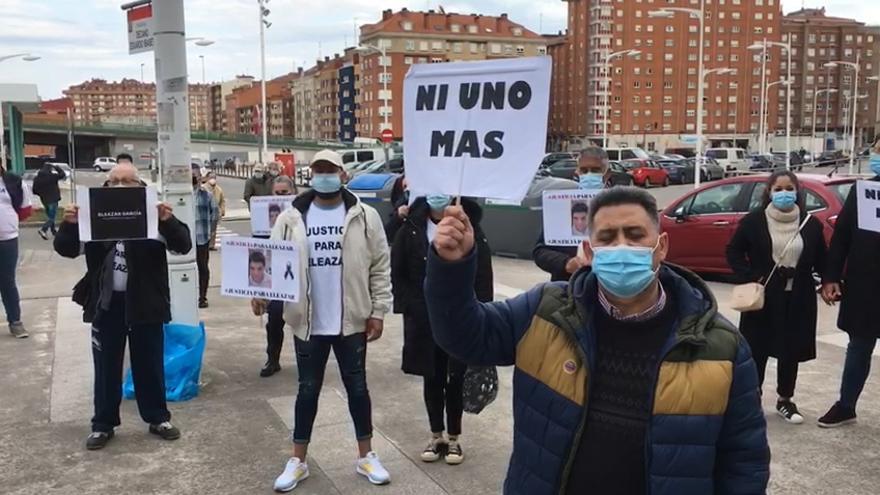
542, 189, 602, 247
403, 57, 552, 202
126, 3, 154, 55
77, 186, 159, 242
221, 237, 300, 302
249, 196, 295, 236
856, 180, 880, 233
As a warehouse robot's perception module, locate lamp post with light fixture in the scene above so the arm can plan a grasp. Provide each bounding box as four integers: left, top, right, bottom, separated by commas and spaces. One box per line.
258, 0, 271, 163
812, 88, 838, 157
749, 40, 792, 168
826, 55, 861, 174
599, 49, 640, 149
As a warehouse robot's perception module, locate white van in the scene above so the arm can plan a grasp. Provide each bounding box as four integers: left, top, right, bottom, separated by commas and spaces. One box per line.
705, 148, 750, 171
604, 147, 650, 161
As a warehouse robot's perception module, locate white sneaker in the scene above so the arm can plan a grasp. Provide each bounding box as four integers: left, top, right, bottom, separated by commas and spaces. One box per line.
356, 451, 391, 485
274, 457, 309, 492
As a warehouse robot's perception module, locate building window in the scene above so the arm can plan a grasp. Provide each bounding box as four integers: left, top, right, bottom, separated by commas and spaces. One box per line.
633, 96, 641, 103
402, 21, 413, 31
665, 39, 674, 47
635, 25, 642, 32
431, 41, 443, 51
516, 46, 525, 56
664, 53, 673, 61
419, 40, 429, 51
451, 24, 461, 33
453, 42, 463, 53
754, 27, 763, 34
404, 57, 413, 65
664, 67, 673, 75
664, 80, 673, 89
647, 25, 654, 33
689, 25, 697, 33
633, 81, 641, 88
665, 25, 674, 33
490, 43, 501, 54
512, 28, 523, 37
468, 25, 478, 34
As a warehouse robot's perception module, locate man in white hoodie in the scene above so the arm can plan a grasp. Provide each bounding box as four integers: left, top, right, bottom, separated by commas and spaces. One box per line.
252, 150, 392, 492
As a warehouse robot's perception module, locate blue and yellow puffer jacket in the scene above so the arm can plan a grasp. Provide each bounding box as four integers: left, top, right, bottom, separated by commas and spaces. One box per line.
425, 250, 770, 495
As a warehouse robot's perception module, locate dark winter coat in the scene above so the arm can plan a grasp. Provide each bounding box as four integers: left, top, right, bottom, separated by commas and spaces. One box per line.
391, 197, 494, 377
54, 216, 192, 325
532, 229, 578, 282
824, 177, 880, 338
244, 174, 273, 208
726, 208, 826, 362
32, 165, 65, 204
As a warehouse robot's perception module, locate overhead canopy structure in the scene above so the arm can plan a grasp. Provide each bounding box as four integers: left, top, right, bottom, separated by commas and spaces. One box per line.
1, 83, 40, 173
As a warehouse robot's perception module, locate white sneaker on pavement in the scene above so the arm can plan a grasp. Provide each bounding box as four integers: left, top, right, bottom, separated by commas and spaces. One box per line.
274, 457, 309, 492
356, 451, 391, 485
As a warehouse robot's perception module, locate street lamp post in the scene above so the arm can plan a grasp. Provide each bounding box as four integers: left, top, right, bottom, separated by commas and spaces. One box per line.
0, 53, 40, 173
823, 66, 833, 153
812, 88, 838, 157
650, 3, 706, 188
750, 40, 792, 168
599, 49, 640, 149
753, 38, 768, 154
693, 67, 734, 188
763, 79, 789, 156
258, 0, 271, 163
826, 54, 861, 174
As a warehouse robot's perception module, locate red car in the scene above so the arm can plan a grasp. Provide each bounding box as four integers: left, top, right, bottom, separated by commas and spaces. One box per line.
621, 159, 670, 188
661, 174, 856, 274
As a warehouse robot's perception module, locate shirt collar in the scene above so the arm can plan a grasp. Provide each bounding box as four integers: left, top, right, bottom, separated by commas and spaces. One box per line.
598, 282, 667, 323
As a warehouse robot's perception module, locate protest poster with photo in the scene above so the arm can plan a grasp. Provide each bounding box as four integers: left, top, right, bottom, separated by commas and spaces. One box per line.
541, 189, 602, 247
76, 186, 159, 242
856, 180, 880, 233
221, 237, 300, 302
250, 196, 295, 237
403, 56, 552, 202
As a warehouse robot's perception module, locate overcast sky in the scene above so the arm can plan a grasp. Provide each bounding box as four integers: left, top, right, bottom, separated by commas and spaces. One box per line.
0, 0, 877, 100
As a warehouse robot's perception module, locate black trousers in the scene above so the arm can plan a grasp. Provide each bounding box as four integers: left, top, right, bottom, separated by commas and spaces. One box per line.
753, 351, 799, 399
196, 244, 210, 302
423, 345, 467, 436
266, 300, 285, 363
92, 292, 169, 432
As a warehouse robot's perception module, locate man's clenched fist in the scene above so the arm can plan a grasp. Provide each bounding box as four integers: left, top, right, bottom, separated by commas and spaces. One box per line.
432, 205, 475, 262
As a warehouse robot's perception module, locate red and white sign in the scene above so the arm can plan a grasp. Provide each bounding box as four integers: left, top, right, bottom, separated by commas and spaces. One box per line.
126, 3, 154, 55
381, 128, 394, 144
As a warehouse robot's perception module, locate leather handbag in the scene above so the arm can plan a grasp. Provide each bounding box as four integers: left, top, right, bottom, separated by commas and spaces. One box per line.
731, 214, 811, 312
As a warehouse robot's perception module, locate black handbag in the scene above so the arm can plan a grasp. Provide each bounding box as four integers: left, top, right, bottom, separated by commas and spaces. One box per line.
462, 366, 499, 415
72, 275, 91, 308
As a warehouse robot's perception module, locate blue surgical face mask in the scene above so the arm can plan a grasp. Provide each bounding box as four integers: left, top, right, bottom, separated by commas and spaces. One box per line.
870, 153, 880, 177
771, 190, 798, 210
311, 173, 342, 194
590, 242, 659, 299
579, 173, 605, 190
426, 194, 452, 211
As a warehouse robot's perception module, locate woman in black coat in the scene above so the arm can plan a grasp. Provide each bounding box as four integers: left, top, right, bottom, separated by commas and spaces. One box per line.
816, 146, 880, 427
726, 170, 826, 424
391, 195, 493, 465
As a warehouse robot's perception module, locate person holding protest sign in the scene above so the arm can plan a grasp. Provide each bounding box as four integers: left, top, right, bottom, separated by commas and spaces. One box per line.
244, 163, 273, 209
53, 162, 192, 450
259, 150, 392, 492
255, 175, 297, 378
726, 171, 827, 424
194, 165, 220, 309
425, 187, 769, 495
533, 147, 610, 281
391, 194, 493, 465
818, 139, 880, 428
0, 161, 32, 339
202, 171, 225, 250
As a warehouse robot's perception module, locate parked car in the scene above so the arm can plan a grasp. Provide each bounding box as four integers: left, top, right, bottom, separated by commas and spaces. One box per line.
93, 157, 117, 171
664, 147, 697, 158
352, 157, 404, 178
817, 150, 845, 167
771, 151, 805, 171
749, 154, 775, 171
680, 157, 725, 183
541, 152, 578, 168
605, 147, 650, 162
539, 159, 634, 186
656, 158, 688, 184
660, 173, 856, 274
620, 159, 670, 187
705, 148, 750, 172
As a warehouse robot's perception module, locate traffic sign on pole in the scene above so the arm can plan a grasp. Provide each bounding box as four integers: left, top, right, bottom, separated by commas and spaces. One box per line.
381, 128, 394, 144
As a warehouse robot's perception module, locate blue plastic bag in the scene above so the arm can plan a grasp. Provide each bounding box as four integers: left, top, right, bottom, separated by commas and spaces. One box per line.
123, 322, 206, 402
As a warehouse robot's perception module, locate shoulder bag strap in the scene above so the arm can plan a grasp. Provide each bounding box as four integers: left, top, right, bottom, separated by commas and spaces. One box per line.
764, 214, 812, 287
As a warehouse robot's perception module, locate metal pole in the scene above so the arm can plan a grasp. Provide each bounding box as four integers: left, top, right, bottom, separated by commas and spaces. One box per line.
380, 45, 390, 172
259, 0, 268, 163
694, 0, 705, 189
824, 69, 831, 153
785, 45, 792, 170
811, 91, 818, 157
66, 107, 77, 203
603, 63, 610, 149
733, 82, 739, 147
758, 39, 767, 154
850, 53, 860, 175
152, 0, 198, 325
0, 101, 7, 173
200, 55, 205, 84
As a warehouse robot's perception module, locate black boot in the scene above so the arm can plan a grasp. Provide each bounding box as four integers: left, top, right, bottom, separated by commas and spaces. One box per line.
260, 360, 281, 377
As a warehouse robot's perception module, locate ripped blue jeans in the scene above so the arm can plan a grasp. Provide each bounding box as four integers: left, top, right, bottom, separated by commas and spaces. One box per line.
292, 333, 372, 444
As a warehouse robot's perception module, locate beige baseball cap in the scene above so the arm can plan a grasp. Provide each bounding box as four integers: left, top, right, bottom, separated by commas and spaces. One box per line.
310, 149, 344, 169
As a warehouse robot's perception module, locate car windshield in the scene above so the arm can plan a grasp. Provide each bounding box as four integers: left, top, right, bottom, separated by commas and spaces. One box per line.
620, 161, 641, 170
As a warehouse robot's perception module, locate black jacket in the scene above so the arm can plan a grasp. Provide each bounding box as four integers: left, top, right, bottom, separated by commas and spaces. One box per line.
32, 165, 65, 204
54, 216, 193, 325
532, 229, 578, 282
1, 170, 24, 213
391, 197, 494, 377
726, 208, 826, 361
824, 177, 880, 338
383, 192, 410, 243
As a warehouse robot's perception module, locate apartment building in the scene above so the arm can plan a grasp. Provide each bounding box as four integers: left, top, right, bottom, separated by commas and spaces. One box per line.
783, 8, 880, 144
292, 67, 319, 141
549, 0, 784, 152
316, 55, 345, 141
357, 8, 547, 140
64, 79, 211, 130
210, 76, 254, 132
223, 74, 295, 137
